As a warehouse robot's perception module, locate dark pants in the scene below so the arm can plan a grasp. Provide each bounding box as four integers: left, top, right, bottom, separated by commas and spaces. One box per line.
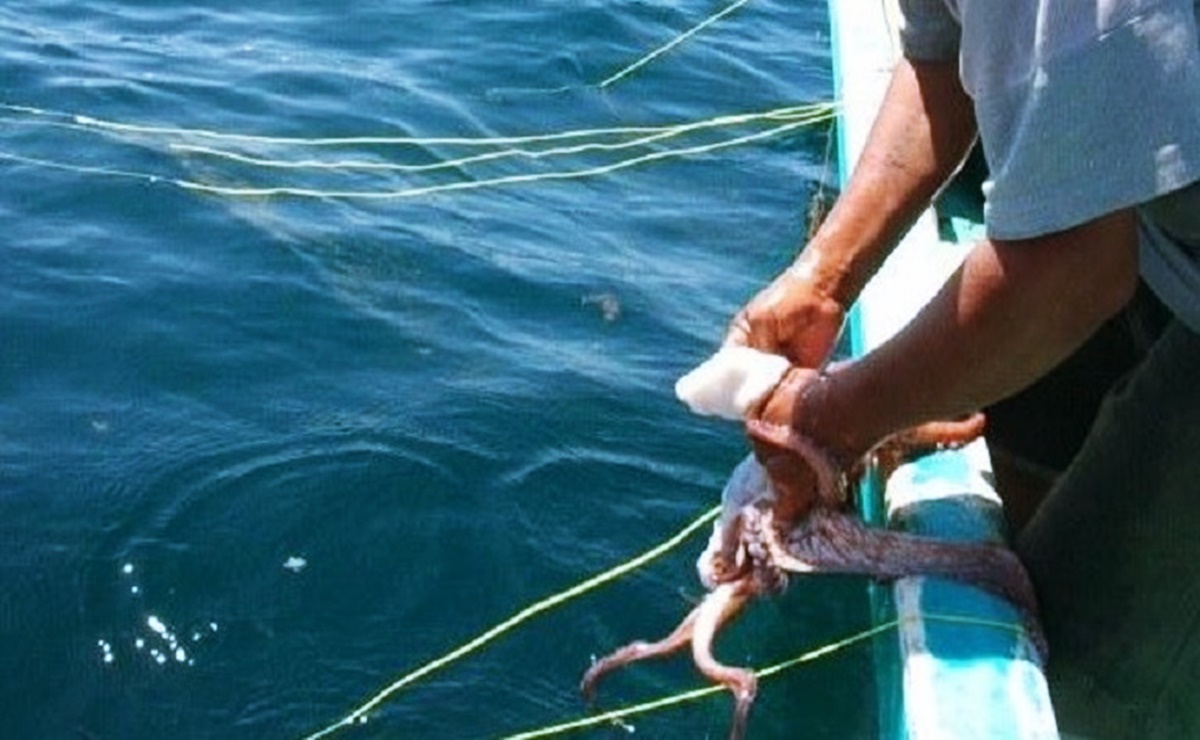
1008, 315, 1200, 738
985, 282, 1171, 480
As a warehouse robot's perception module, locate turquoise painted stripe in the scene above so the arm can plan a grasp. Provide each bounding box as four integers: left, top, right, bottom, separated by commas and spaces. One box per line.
824, 3, 903, 739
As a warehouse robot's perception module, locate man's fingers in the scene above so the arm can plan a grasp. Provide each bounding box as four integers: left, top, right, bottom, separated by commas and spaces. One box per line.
723, 310, 752, 348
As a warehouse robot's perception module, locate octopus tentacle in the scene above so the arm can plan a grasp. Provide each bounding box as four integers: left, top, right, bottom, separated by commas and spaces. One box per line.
864, 412, 987, 481
580, 603, 701, 703
738, 505, 791, 592
707, 510, 750, 587
580, 577, 764, 740
747, 413, 988, 513
689, 578, 759, 740
767, 509, 1047, 659
757, 511, 818, 575
782, 510, 1036, 610
888, 413, 987, 451
744, 419, 847, 506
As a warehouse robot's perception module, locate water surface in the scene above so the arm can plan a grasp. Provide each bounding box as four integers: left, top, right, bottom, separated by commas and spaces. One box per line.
0, 2, 880, 737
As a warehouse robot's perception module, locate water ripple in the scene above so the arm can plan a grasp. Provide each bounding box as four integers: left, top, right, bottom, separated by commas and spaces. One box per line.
0, 0, 850, 737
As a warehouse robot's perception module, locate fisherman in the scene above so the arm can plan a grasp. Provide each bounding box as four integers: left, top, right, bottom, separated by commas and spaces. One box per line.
727, 1, 1200, 736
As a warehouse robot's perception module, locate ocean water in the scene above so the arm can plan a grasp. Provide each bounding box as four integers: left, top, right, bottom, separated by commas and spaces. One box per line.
0, 1, 879, 738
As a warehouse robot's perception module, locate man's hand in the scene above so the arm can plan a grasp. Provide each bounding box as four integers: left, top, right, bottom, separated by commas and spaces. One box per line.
744, 366, 850, 525
724, 253, 846, 368
743, 362, 989, 526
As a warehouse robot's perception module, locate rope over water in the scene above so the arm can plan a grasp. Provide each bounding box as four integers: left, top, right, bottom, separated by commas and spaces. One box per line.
175, 112, 834, 200
0, 101, 825, 149
598, 0, 755, 88
166, 104, 834, 170
298, 506, 722, 740
0, 0, 826, 204
0, 102, 838, 201
500, 614, 1030, 739
296, 488, 1032, 740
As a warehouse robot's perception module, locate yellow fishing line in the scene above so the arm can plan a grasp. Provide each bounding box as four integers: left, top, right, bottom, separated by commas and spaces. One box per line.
2, 0, 758, 149
0, 114, 119, 138
178, 113, 836, 200
0, 102, 837, 203
1, 100, 689, 147
0, 108, 837, 201
298, 505, 721, 740
0, 100, 833, 149
167, 104, 837, 172
501, 619, 902, 740
922, 612, 1029, 637
169, 126, 692, 172
500, 613, 1033, 740
0, 150, 168, 185
598, 0, 755, 88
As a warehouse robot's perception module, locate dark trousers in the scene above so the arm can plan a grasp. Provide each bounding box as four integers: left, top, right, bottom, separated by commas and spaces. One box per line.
1013, 318, 1200, 738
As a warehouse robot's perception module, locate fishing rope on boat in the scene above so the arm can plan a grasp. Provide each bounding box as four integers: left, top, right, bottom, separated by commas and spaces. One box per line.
298, 505, 722, 740
805, 116, 839, 241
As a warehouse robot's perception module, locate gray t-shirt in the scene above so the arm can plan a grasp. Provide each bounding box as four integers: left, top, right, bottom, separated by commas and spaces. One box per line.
899, 0, 1200, 329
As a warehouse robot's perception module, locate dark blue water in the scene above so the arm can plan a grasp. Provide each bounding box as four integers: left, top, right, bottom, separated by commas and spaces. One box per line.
0, 2, 878, 738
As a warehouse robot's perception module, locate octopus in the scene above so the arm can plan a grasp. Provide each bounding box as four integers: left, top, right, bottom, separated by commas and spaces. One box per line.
580, 413, 1043, 740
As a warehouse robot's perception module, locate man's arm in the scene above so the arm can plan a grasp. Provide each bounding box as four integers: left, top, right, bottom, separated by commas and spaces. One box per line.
792, 210, 1141, 465
808, 55, 978, 305
728, 56, 977, 366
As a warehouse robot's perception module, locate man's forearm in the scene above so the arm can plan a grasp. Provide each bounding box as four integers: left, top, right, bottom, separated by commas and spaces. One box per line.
725, 57, 977, 365
809, 210, 1141, 462
803, 56, 977, 307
